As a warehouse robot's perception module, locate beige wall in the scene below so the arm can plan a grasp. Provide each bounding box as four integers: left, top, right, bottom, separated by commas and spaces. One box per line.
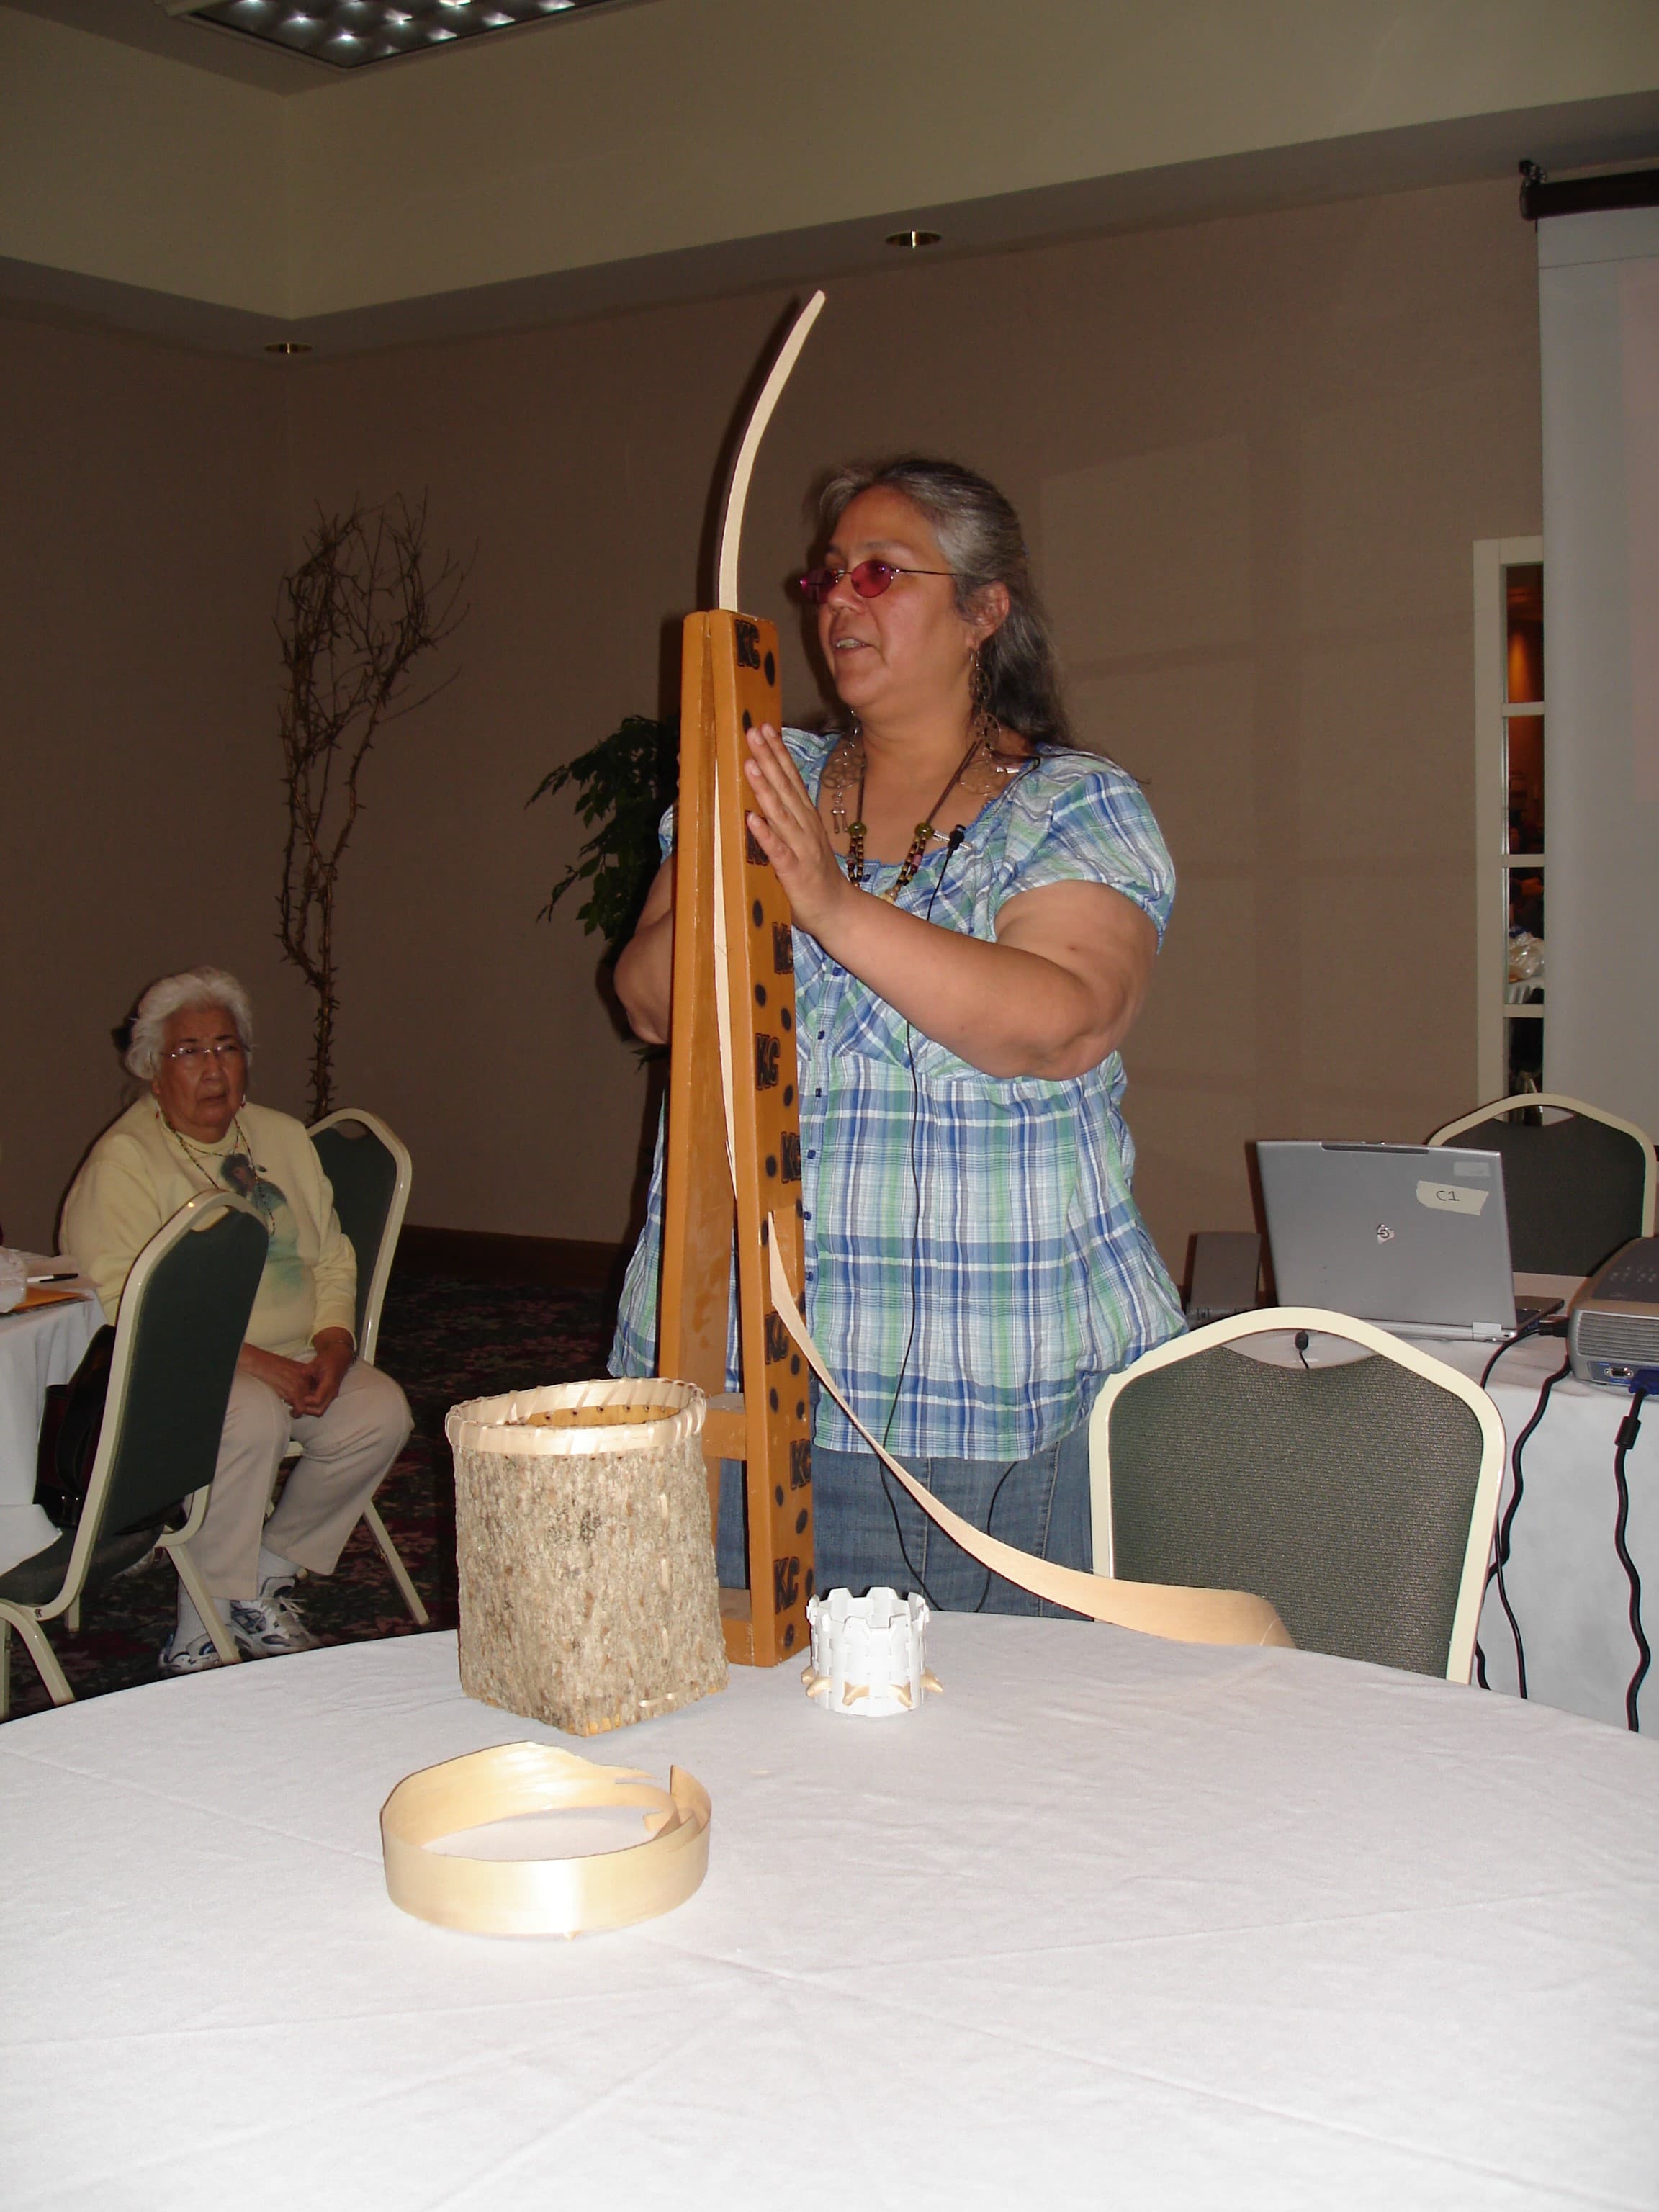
0, 310, 311, 1251
274, 293, 758, 1245
3, 175, 1542, 1274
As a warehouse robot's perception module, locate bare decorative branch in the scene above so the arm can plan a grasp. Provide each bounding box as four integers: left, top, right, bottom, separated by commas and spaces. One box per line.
276, 495, 469, 1118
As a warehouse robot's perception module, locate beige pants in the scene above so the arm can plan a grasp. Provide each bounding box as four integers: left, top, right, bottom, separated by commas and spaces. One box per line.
185, 1362, 413, 1600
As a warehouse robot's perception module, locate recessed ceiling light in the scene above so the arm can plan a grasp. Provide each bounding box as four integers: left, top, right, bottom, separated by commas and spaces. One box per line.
886, 230, 943, 249
164, 0, 614, 68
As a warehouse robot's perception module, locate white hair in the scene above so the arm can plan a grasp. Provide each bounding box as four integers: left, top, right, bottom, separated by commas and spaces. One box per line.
125, 968, 255, 1080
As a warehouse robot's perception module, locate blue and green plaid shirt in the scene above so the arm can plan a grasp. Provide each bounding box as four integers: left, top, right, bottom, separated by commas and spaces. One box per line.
610, 729, 1184, 1457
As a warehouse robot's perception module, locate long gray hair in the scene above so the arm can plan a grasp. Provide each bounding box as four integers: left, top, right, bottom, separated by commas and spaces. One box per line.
815, 456, 1072, 748
125, 967, 254, 1080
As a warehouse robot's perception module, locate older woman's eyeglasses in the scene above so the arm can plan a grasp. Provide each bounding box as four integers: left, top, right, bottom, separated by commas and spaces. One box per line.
797, 559, 956, 604
164, 1040, 246, 1066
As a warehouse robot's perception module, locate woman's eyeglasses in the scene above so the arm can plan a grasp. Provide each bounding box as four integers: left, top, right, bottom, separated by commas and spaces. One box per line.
164, 1040, 246, 1066
796, 559, 956, 604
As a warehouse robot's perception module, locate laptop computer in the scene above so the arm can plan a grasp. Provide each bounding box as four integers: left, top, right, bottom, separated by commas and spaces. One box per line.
1256, 1141, 1532, 1342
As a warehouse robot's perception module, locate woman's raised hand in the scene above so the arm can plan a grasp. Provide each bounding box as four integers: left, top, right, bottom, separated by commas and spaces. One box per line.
742, 724, 850, 939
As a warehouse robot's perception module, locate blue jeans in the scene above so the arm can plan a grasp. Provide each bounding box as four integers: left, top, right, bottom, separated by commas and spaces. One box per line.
716, 1422, 1092, 1617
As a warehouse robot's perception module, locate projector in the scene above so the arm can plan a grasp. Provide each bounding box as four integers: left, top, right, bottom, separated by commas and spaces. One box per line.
1568, 1238, 1659, 1387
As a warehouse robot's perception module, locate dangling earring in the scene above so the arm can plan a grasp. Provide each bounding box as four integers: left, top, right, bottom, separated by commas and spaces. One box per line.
968, 647, 998, 752
956, 644, 1025, 802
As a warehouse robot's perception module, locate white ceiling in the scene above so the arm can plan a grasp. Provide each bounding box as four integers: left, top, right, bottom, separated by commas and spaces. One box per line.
5, 0, 651, 89
6, 0, 1659, 358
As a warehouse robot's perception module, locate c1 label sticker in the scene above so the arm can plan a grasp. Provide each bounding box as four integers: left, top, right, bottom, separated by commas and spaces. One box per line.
1416, 1179, 1489, 1217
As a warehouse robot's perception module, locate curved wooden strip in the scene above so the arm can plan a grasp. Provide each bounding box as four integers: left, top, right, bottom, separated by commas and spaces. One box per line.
765, 1231, 1293, 1650
716, 290, 827, 612
382, 1743, 712, 1937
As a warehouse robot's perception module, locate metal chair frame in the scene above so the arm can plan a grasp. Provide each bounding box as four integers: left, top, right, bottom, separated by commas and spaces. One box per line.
1, 1193, 263, 1719
305, 1107, 427, 1627
1089, 1305, 1508, 1684
1427, 1092, 1656, 1241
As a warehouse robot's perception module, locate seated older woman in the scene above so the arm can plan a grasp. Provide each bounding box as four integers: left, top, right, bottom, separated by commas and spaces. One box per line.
61, 966, 412, 1673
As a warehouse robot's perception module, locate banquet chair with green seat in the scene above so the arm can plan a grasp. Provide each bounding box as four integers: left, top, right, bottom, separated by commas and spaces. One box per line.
1089, 1308, 1507, 1682
0, 1192, 267, 1719
303, 1107, 426, 1627
1427, 1093, 1655, 1279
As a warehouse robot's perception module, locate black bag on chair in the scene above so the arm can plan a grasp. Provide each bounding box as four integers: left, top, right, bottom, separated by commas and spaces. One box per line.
34, 1325, 116, 1528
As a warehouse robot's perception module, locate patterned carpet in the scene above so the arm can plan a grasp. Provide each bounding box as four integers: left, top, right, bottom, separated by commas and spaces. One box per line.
2, 1274, 614, 1722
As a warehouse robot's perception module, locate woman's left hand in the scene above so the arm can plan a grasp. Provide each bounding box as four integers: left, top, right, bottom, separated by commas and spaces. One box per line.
742, 725, 850, 940
297, 1328, 355, 1418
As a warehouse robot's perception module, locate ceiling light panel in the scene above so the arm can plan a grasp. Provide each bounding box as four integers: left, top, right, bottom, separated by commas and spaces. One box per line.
168, 0, 608, 70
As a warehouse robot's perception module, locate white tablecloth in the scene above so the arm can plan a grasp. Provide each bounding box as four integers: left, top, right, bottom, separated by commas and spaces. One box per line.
4, 1624, 1655, 2209
1430, 1336, 1659, 1731
0, 1257, 102, 1575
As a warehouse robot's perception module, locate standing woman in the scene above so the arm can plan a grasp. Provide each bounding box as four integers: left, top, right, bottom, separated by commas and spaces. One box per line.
611, 457, 1182, 1608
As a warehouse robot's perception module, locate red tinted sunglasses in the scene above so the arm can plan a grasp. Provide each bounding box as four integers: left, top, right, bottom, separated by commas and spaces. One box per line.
797, 559, 956, 603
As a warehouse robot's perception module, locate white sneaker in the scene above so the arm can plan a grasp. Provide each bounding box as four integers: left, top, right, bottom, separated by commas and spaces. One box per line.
228, 1579, 321, 1660
160, 1629, 227, 1676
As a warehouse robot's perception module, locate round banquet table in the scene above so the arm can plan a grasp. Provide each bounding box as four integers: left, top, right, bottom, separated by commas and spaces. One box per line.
3, 1622, 1656, 2211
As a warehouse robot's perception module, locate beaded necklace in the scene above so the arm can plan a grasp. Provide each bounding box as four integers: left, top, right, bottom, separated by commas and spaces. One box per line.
161, 1107, 276, 1231
824, 729, 1028, 901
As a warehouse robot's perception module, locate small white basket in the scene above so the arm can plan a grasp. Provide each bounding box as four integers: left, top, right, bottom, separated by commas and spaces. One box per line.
803, 1587, 933, 1719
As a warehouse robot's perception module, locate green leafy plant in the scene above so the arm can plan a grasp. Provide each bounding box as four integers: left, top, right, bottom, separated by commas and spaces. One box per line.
530, 715, 678, 958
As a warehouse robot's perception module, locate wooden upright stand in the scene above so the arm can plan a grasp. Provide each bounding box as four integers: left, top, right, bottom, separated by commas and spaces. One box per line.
657, 609, 813, 1667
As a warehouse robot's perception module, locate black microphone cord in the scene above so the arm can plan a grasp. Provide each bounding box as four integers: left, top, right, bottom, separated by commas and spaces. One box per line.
972, 1457, 1021, 1611
1470, 1315, 1546, 1689
1614, 1387, 1649, 1730
877, 823, 968, 1608
1476, 1354, 1569, 1698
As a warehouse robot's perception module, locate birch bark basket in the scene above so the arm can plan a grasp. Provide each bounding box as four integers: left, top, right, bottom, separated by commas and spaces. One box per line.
446, 1379, 727, 1736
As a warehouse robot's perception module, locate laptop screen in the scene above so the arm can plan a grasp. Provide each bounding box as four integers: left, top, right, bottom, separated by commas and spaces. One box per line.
1256, 1142, 1517, 1339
